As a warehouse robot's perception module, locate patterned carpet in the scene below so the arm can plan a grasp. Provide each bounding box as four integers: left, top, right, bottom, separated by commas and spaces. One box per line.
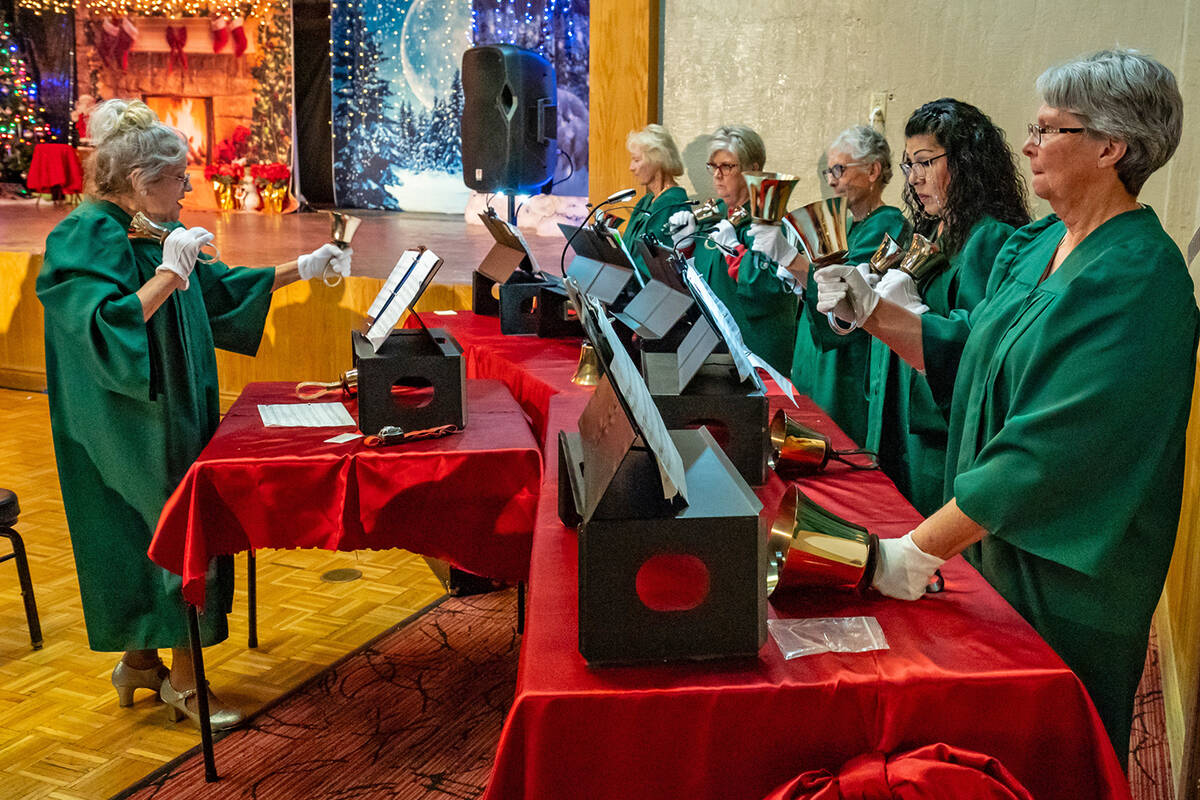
110, 587, 1174, 800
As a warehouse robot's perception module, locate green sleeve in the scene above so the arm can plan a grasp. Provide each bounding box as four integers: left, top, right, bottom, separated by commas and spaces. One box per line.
193, 258, 274, 356
36, 206, 152, 401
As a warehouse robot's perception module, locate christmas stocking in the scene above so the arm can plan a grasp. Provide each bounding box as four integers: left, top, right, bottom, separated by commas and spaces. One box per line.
166, 25, 188, 73
211, 16, 230, 52
96, 17, 120, 68
230, 16, 247, 57
116, 16, 138, 71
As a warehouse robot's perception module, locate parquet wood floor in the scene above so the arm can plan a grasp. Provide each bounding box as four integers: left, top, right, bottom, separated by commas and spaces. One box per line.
0, 388, 446, 800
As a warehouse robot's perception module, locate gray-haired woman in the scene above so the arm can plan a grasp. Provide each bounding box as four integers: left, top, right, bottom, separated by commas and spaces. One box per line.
36, 99, 351, 730
791, 125, 910, 446
816, 49, 1196, 762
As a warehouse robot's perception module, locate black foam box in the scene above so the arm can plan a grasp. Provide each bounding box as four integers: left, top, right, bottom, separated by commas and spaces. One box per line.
351, 328, 466, 436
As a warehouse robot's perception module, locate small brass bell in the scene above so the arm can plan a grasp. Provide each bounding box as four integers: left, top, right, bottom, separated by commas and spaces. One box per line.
571, 342, 602, 387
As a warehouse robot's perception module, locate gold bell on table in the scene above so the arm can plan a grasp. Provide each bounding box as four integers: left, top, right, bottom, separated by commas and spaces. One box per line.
570, 342, 602, 387
766, 485, 879, 597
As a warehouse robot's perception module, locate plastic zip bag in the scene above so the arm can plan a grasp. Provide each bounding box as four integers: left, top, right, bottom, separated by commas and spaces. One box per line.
768, 616, 889, 659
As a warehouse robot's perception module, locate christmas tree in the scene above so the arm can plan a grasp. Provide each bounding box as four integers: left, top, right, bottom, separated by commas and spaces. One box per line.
0, 15, 49, 182
250, 1, 293, 165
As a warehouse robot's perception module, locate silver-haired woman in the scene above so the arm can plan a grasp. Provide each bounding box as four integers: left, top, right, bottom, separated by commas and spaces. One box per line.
622, 124, 691, 279
816, 49, 1196, 761
36, 99, 351, 730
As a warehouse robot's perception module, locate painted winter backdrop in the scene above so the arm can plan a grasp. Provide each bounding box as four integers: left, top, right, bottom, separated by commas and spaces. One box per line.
332, 0, 588, 213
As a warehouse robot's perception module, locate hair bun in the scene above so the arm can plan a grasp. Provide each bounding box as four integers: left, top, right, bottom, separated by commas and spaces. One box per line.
88, 98, 159, 144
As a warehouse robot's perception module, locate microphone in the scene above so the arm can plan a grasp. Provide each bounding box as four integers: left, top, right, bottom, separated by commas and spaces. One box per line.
605, 187, 637, 204
559, 188, 638, 276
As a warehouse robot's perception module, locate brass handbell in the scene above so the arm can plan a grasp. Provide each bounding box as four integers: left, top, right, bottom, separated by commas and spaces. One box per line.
127, 212, 220, 263
570, 342, 602, 387
766, 485, 879, 597
768, 410, 878, 477
867, 233, 904, 275
322, 210, 362, 287
897, 232, 940, 282
295, 368, 358, 400
727, 205, 750, 226
782, 197, 849, 266
743, 171, 800, 224
693, 197, 723, 226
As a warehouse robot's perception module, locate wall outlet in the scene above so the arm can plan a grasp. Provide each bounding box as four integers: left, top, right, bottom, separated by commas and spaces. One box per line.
869, 91, 891, 128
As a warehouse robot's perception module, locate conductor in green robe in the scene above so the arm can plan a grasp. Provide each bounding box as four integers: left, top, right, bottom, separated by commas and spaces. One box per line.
862, 99, 1030, 515
621, 124, 692, 280
677, 125, 798, 374
791, 125, 909, 446
37, 99, 352, 730
817, 50, 1195, 765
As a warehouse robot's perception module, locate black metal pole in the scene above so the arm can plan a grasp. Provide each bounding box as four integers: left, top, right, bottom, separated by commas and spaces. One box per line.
187, 605, 219, 782
247, 550, 258, 649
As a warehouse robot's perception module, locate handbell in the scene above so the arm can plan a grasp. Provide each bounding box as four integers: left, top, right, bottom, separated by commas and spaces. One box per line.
766, 485, 879, 597
743, 171, 799, 224
867, 233, 905, 275
295, 368, 358, 400
322, 210, 362, 288
128, 211, 220, 263
693, 197, 723, 226
897, 232, 940, 282
570, 342, 602, 387
782, 197, 848, 267
727, 204, 750, 226
768, 410, 878, 477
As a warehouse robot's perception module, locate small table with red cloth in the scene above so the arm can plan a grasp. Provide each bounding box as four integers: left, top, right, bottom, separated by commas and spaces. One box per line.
480, 389, 1132, 800
26, 142, 84, 201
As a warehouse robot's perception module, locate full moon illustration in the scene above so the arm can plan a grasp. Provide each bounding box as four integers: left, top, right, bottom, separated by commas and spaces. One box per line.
399, 0, 471, 109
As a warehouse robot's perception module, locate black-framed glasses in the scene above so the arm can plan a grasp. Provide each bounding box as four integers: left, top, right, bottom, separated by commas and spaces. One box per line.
899, 153, 947, 178
705, 161, 741, 176
1026, 123, 1085, 145
820, 162, 864, 181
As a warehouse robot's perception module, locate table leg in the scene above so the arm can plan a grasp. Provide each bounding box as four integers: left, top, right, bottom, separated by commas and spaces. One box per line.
247, 550, 258, 649
187, 605, 219, 782
517, 581, 525, 635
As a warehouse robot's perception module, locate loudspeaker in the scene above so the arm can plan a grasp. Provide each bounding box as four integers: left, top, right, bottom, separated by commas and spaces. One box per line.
461, 44, 557, 194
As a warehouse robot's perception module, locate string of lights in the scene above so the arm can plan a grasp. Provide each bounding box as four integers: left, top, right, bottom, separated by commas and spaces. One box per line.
16, 0, 287, 17
0, 18, 51, 168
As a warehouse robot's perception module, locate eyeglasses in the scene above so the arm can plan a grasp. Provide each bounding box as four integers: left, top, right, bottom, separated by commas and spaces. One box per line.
820, 162, 864, 181
899, 153, 947, 178
1026, 123, 1085, 145
705, 161, 741, 176
164, 173, 193, 190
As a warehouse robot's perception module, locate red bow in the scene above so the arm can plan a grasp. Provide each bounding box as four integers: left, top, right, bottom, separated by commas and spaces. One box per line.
166, 25, 188, 73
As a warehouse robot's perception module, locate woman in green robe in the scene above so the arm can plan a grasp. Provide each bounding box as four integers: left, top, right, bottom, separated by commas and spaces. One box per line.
681, 125, 798, 374
862, 99, 1029, 515
791, 125, 909, 446
621, 124, 692, 280
817, 50, 1194, 764
37, 99, 351, 729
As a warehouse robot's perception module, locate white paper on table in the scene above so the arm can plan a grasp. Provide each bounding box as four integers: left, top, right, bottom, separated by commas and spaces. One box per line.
592, 306, 688, 503
365, 249, 442, 351
367, 251, 419, 320
324, 432, 364, 444
258, 403, 357, 428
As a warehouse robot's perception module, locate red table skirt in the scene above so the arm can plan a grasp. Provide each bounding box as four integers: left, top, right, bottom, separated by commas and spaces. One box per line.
150, 379, 542, 605
26, 143, 84, 195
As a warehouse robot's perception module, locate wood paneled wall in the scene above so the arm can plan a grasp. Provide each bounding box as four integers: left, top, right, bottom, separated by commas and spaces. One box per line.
0, 253, 47, 392
587, 0, 660, 205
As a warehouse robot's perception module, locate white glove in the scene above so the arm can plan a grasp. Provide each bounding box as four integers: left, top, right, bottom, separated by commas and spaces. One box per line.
814, 263, 880, 328
298, 243, 353, 281
877, 269, 929, 315
872, 531, 945, 601
157, 226, 213, 291
749, 222, 799, 267
668, 210, 697, 246
709, 218, 742, 252
855, 262, 882, 289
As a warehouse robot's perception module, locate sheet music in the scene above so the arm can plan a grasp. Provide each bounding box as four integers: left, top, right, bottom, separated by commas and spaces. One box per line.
683, 264, 759, 386
365, 249, 442, 351
367, 251, 419, 320
258, 403, 357, 428
748, 352, 799, 406
592, 306, 688, 502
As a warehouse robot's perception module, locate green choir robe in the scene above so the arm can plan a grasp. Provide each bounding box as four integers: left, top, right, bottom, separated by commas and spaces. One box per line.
791, 205, 909, 446
923, 207, 1199, 758
37, 200, 274, 652
691, 202, 798, 374
865, 216, 1013, 515
622, 185, 692, 280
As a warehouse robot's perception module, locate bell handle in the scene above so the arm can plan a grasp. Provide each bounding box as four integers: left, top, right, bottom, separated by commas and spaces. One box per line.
294, 380, 343, 400
829, 448, 879, 470
197, 241, 221, 264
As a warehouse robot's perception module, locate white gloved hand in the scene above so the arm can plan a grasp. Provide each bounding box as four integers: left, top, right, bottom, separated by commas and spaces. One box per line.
872, 531, 945, 601
157, 226, 213, 291
855, 262, 882, 289
749, 222, 799, 267
298, 243, 353, 281
709, 218, 742, 252
814, 263, 881, 327
668, 210, 697, 246
877, 269, 929, 315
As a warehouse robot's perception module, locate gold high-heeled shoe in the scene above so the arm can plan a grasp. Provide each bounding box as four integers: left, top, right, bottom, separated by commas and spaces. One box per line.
111, 660, 169, 707
160, 676, 245, 731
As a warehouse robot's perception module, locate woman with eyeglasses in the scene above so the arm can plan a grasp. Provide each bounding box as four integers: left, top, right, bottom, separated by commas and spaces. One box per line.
859, 99, 1030, 516
621, 124, 692, 280
816, 50, 1195, 763
36, 99, 351, 730
675, 124, 798, 374
789, 125, 909, 446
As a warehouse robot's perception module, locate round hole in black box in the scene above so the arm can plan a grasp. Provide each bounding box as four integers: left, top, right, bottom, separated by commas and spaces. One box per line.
635, 554, 710, 612
390, 377, 435, 408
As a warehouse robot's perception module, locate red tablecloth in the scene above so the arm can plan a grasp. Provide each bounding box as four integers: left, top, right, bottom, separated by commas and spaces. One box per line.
481, 390, 1131, 800
149, 378, 542, 605
26, 142, 84, 195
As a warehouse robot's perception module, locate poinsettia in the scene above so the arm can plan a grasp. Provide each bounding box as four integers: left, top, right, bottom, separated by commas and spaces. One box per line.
215, 125, 252, 163
203, 162, 244, 184
250, 162, 290, 188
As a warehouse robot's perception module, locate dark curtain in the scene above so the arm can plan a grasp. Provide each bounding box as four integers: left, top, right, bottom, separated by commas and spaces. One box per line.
13, 5, 74, 144
293, 0, 333, 205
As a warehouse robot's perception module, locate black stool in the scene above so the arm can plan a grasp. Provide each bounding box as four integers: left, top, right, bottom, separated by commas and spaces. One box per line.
0, 489, 42, 649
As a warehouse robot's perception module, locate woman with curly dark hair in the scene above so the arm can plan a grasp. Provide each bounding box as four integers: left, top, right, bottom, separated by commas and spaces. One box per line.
860, 99, 1030, 515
